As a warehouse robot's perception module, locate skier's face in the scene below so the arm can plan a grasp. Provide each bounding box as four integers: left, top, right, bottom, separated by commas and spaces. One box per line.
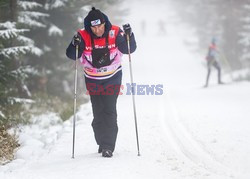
91, 23, 105, 37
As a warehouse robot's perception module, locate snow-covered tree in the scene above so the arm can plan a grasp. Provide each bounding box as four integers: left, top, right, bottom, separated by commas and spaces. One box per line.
18, 1, 47, 28
0, 0, 47, 127
239, 4, 250, 68
0, 21, 42, 58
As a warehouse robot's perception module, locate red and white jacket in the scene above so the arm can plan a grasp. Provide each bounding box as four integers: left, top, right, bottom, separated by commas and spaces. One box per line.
78, 25, 122, 80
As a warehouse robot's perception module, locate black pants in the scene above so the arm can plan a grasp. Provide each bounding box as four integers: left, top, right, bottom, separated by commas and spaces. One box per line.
90, 90, 119, 152
86, 71, 122, 152
205, 60, 222, 86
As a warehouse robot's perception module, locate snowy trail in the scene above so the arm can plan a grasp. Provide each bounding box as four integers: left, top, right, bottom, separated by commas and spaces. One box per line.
160, 92, 232, 177
1, 102, 191, 179
1, 0, 250, 179
147, 21, 232, 176
127, 1, 250, 178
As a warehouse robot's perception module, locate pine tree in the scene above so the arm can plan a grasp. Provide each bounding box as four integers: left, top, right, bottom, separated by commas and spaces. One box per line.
0, 21, 31, 126
0, 0, 46, 127
239, 3, 250, 68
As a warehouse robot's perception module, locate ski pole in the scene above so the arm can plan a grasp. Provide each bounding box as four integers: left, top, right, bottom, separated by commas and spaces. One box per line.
126, 34, 141, 156
72, 44, 79, 159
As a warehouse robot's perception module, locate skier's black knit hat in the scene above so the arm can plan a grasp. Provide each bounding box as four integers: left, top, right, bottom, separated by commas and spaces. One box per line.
87, 7, 105, 27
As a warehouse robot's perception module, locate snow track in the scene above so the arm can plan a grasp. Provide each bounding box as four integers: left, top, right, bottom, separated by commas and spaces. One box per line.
159, 92, 234, 178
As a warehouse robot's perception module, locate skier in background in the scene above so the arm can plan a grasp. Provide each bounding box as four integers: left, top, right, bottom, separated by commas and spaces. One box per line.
204, 37, 223, 87
66, 7, 137, 157
157, 19, 167, 35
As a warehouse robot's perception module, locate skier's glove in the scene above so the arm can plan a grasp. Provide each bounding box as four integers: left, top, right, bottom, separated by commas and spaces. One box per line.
123, 23, 132, 36
72, 34, 81, 46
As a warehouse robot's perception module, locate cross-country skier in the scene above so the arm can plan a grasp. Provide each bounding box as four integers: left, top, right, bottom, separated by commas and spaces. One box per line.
66, 7, 137, 157
204, 37, 223, 87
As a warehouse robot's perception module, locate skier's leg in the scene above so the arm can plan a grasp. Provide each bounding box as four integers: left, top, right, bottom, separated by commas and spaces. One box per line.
214, 61, 222, 84
205, 60, 212, 87
90, 94, 105, 148
218, 67, 222, 84
101, 88, 119, 152
205, 68, 211, 87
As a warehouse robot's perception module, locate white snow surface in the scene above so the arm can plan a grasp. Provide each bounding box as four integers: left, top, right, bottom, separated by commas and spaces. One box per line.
1, 0, 250, 178
0, 22, 29, 39
48, 24, 63, 37
18, 1, 43, 10
50, 0, 67, 9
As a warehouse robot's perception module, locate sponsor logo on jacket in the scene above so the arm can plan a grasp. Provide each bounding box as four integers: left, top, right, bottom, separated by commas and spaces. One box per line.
109, 30, 115, 38
85, 44, 116, 50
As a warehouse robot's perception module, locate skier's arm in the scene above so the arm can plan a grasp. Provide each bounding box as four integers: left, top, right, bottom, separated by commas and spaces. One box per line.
66, 32, 85, 60
116, 28, 137, 54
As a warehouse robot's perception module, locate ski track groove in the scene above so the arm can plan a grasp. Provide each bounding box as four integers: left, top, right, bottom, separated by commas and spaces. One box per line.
159, 91, 234, 179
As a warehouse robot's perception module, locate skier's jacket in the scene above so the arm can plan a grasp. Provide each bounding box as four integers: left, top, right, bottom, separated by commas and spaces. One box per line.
206, 44, 217, 61
66, 13, 136, 80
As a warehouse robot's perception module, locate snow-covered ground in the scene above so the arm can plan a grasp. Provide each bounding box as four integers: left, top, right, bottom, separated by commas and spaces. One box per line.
1, 0, 250, 178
